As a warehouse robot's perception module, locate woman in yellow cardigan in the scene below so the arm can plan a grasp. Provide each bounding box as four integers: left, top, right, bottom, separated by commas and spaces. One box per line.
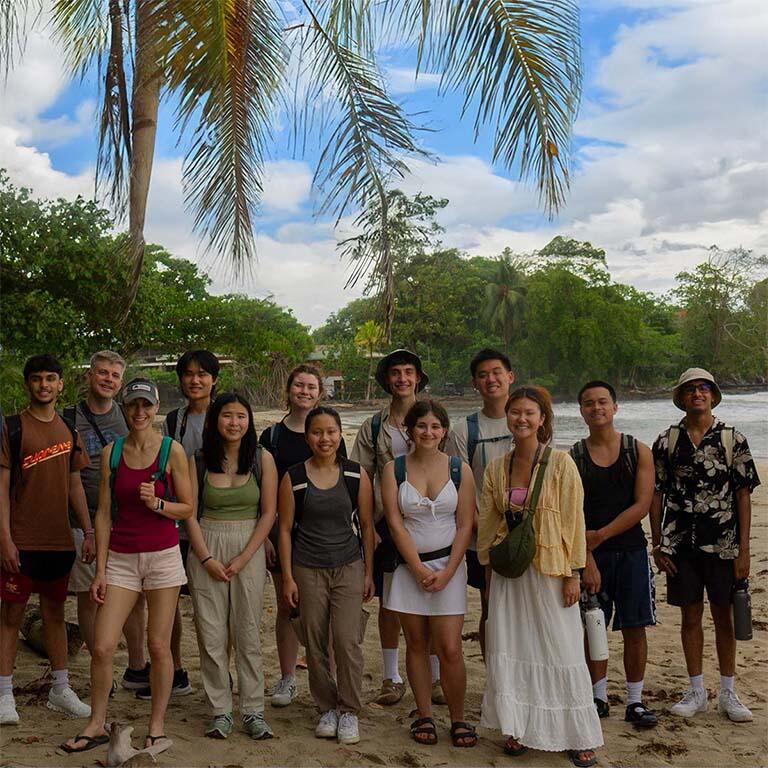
478, 386, 602, 768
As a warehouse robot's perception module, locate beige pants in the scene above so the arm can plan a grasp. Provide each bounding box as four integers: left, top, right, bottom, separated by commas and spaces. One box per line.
293, 559, 366, 714
188, 518, 266, 716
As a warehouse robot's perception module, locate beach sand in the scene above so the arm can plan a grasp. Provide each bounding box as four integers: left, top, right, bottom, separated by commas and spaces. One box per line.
1, 420, 766, 768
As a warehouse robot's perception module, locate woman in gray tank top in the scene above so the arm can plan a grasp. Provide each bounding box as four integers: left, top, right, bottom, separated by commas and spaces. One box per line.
278, 407, 375, 746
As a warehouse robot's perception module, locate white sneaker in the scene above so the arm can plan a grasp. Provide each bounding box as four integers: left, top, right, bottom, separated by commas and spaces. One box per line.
271, 675, 297, 708
718, 689, 753, 722
669, 687, 708, 717
0, 693, 19, 725
47, 687, 91, 718
337, 712, 360, 745
315, 710, 338, 739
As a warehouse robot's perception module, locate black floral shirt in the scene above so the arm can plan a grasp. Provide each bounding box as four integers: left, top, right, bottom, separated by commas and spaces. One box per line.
653, 418, 760, 559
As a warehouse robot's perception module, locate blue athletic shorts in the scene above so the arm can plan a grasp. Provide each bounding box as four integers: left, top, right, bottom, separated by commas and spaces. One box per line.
588, 548, 656, 631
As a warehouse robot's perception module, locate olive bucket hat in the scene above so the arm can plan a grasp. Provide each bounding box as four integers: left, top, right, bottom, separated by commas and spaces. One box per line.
672, 367, 722, 410
375, 349, 429, 394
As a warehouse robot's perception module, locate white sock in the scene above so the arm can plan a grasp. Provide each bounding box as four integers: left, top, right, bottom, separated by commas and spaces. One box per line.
592, 677, 607, 701
0, 675, 12, 697
720, 675, 734, 693
51, 669, 69, 695
689, 674, 704, 691
626, 679, 644, 705
429, 654, 440, 683
382, 649, 402, 684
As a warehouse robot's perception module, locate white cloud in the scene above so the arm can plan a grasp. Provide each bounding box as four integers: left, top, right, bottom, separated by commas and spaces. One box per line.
386, 67, 441, 94
261, 159, 312, 213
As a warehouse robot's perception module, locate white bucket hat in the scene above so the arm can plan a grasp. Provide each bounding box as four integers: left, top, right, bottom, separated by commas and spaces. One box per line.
672, 367, 722, 410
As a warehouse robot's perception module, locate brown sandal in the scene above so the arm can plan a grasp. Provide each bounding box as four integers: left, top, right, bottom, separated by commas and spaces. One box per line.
410, 717, 438, 745
450, 721, 477, 748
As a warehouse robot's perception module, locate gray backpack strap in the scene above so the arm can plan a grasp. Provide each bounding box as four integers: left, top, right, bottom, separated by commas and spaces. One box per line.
667, 426, 681, 463
466, 412, 480, 466
722, 427, 735, 469
621, 433, 638, 477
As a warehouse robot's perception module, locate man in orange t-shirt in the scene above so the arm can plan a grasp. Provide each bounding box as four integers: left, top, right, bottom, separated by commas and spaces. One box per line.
0, 355, 94, 726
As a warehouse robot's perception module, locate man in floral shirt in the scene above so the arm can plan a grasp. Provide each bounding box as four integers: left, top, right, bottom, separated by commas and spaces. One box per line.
650, 368, 760, 723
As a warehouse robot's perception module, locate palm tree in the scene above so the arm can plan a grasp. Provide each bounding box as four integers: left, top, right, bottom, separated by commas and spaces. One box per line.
484, 251, 527, 355
354, 320, 384, 400
2, 1, 582, 318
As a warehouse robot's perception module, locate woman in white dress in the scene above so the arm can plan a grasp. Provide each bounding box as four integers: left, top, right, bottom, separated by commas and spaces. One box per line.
477, 386, 603, 768
381, 400, 476, 748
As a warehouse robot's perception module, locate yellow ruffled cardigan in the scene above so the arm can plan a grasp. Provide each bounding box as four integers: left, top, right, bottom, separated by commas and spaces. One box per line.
477, 448, 586, 577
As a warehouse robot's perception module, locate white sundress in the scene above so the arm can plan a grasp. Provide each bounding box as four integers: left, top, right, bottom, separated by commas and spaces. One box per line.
383, 476, 467, 616
481, 565, 604, 752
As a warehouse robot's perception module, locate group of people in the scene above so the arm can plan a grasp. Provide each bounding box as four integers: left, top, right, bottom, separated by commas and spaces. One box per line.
0, 345, 759, 767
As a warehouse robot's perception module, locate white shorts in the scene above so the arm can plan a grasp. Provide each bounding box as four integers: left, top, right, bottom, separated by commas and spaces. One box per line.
105, 546, 187, 593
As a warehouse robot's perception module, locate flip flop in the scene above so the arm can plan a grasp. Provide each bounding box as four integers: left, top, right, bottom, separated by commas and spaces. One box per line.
60, 734, 109, 753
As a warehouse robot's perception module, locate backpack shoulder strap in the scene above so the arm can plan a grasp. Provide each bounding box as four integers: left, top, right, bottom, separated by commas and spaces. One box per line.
109, 437, 125, 471
5, 414, 22, 483
466, 411, 480, 466
667, 425, 681, 462
621, 433, 638, 477
289, 462, 309, 527
370, 412, 382, 470
569, 439, 588, 479
63, 405, 77, 426
394, 454, 407, 487
721, 426, 735, 469
157, 435, 174, 474
340, 458, 361, 509
449, 455, 462, 490
269, 423, 281, 453
526, 446, 552, 516
165, 408, 179, 440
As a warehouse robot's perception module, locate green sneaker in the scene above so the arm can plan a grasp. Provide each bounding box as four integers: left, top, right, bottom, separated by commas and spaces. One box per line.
243, 712, 273, 740
205, 713, 233, 739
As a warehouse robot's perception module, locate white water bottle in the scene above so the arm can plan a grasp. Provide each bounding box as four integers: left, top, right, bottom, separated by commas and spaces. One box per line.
584, 594, 609, 661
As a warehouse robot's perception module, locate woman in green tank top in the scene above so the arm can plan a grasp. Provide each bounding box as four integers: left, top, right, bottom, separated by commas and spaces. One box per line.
185, 393, 278, 741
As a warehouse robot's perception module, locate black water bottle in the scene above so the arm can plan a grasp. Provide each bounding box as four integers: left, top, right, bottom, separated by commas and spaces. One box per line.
733, 579, 752, 641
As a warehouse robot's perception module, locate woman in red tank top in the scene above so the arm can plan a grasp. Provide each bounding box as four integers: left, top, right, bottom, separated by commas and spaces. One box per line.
62, 378, 193, 755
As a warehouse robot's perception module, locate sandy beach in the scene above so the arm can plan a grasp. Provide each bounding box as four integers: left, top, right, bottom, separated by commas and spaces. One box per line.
1, 417, 766, 768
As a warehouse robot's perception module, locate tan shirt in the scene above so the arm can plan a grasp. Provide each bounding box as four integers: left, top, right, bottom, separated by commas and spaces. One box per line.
1, 410, 89, 551
477, 448, 586, 577
350, 406, 395, 522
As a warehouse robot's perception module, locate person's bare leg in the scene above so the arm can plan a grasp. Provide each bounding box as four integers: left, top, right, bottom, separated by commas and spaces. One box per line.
273, 572, 299, 679
170, 600, 183, 672
622, 627, 647, 682
680, 603, 705, 676
429, 615, 467, 725
0, 600, 27, 676
62, 586, 138, 749
478, 586, 489, 661
399, 613, 431, 719
123, 594, 147, 670
39, 595, 68, 672
145, 587, 180, 741
709, 602, 736, 677
76, 592, 97, 654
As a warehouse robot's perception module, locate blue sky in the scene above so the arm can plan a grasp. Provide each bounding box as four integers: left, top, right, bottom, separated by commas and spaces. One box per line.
1, 0, 766, 327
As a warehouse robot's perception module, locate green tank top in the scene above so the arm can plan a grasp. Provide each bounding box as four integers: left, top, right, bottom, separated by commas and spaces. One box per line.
202, 474, 260, 520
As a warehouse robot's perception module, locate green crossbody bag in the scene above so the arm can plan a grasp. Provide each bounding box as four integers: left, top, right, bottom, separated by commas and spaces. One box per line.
489, 446, 552, 579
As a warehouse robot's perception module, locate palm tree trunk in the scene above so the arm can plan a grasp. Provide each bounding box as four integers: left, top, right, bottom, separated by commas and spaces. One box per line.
122, 0, 162, 320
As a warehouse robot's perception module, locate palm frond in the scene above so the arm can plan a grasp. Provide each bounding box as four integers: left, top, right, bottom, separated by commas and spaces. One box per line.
410, 0, 581, 215
151, 0, 285, 276
0, 0, 41, 76
94, 0, 131, 215
50, 0, 109, 78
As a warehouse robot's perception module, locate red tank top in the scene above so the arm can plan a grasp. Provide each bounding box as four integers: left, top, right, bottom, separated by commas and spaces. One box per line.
109, 450, 178, 553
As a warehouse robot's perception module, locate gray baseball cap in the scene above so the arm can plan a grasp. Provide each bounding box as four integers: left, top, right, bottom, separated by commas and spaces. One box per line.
122, 377, 160, 405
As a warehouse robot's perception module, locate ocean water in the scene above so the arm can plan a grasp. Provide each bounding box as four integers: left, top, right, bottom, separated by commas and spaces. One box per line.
338, 392, 768, 457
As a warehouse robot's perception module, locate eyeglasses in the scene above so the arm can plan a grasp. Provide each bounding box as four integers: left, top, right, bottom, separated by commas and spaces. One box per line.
682, 382, 713, 394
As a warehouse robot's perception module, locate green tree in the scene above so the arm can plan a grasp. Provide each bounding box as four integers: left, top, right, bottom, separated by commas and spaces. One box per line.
3, 0, 582, 313
354, 320, 385, 400
483, 251, 528, 357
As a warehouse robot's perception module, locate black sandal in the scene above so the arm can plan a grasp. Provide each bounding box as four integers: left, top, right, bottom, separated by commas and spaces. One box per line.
568, 749, 597, 767
60, 734, 109, 753
410, 717, 438, 745
450, 721, 477, 748
504, 736, 529, 756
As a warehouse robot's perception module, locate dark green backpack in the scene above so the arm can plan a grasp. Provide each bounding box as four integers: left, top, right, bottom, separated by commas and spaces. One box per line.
109, 436, 175, 516
489, 446, 551, 579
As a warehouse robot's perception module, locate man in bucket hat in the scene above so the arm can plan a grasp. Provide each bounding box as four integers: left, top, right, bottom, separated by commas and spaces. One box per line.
351, 349, 430, 705
650, 368, 760, 722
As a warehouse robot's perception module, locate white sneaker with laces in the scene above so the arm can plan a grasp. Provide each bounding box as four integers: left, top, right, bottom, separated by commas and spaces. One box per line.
315, 710, 338, 739
271, 675, 297, 707
669, 687, 708, 717
337, 712, 360, 745
718, 689, 753, 722
0, 694, 19, 725
47, 687, 91, 718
